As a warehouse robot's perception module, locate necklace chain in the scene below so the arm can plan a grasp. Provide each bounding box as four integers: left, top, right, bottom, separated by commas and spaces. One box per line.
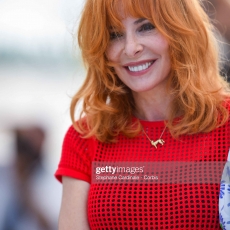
142, 126, 167, 149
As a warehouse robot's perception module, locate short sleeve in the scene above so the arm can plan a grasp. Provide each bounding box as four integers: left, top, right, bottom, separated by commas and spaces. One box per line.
55, 125, 91, 184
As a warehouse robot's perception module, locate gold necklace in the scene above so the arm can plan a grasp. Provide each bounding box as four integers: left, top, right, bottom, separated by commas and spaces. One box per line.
142, 126, 167, 149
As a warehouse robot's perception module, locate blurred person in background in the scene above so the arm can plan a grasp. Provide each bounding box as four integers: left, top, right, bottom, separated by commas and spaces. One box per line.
0, 126, 56, 230
203, 0, 230, 81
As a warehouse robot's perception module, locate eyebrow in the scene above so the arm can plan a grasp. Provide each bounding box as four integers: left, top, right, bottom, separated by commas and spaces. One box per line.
134, 18, 147, 24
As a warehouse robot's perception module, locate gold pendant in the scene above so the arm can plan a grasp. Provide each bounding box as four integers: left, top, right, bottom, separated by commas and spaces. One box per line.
150, 139, 165, 149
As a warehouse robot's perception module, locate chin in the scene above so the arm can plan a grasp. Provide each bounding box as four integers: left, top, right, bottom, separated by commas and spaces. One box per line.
130, 86, 155, 93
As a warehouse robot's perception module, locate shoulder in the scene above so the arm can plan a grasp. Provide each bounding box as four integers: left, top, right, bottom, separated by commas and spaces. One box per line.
63, 125, 85, 147
222, 98, 230, 124
224, 99, 230, 111
55, 124, 93, 183
62, 120, 92, 149
62, 124, 93, 162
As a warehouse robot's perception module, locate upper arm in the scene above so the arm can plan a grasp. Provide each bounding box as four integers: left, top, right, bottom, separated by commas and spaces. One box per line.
59, 176, 90, 230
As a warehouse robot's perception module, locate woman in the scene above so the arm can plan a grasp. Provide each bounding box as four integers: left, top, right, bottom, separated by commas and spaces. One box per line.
55, 0, 230, 229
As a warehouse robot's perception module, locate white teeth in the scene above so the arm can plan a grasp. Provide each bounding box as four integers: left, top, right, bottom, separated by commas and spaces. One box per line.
128, 62, 152, 72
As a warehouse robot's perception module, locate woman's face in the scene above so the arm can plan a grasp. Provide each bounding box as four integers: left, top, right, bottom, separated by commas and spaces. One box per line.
106, 16, 171, 94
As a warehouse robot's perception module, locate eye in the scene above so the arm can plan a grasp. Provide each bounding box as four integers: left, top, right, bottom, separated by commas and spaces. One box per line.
109, 31, 123, 40
139, 23, 155, 32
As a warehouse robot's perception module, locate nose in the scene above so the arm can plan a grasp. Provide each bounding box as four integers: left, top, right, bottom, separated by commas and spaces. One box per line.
124, 33, 143, 57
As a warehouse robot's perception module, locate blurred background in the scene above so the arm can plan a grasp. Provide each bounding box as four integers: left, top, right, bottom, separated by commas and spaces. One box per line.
0, 0, 85, 229
0, 0, 229, 229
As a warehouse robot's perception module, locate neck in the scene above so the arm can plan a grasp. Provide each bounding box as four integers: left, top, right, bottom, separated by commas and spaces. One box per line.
132, 89, 172, 121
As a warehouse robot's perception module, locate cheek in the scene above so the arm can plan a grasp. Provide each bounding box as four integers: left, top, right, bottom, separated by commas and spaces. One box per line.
106, 45, 123, 78
106, 42, 122, 62
154, 36, 171, 70
154, 34, 169, 53
106, 44, 116, 62
158, 39, 171, 69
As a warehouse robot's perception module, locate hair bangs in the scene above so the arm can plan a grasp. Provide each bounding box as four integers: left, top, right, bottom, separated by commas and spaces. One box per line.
105, 0, 154, 29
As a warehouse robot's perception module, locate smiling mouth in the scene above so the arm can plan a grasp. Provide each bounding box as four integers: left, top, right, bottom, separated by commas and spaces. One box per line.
125, 61, 155, 72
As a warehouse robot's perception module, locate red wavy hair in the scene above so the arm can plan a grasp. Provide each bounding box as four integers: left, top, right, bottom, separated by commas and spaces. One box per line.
71, 0, 230, 142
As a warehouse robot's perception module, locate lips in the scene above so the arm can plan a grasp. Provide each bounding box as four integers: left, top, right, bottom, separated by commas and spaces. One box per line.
123, 60, 156, 75
127, 61, 153, 72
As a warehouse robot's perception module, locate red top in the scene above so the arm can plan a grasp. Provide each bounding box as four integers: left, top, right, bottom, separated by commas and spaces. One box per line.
55, 107, 230, 229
